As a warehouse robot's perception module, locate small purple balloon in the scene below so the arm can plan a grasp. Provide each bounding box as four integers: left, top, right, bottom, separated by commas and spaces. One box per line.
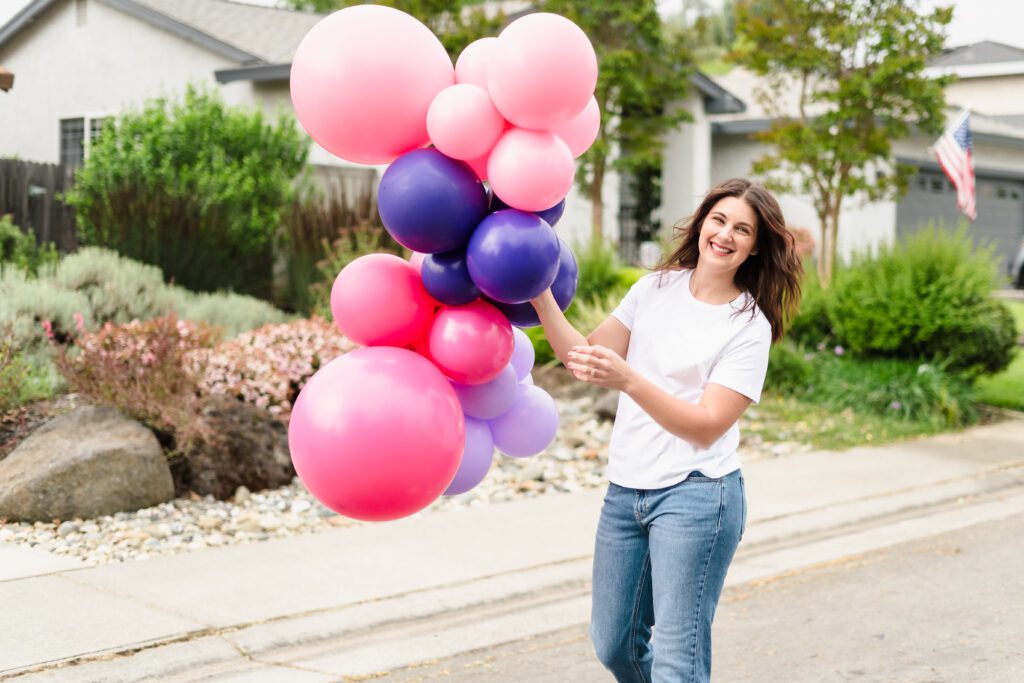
467, 210, 560, 304
509, 328, 535, 381
489, 384, 559, 458
421, 249, 480, 306
378, 149, 489, 254
491, 238, 579, 327
444, 417, 494, 496
490, 192, 565, 227
451, 364, 518, 420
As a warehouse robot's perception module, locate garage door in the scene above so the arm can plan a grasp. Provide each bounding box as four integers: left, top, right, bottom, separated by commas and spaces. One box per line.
896, 170, 1024, 277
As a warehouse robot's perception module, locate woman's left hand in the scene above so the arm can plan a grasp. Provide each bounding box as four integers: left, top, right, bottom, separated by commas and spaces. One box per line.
566, 345, 635, 392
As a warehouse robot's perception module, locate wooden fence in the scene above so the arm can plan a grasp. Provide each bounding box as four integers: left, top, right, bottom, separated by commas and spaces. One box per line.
0, 158, 77, 251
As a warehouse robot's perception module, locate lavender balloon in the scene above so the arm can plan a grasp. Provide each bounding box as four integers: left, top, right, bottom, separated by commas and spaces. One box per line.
451, 364, 518, 420
444, 417, 494, 495
467, 210, 560, 304
489, 384, 559, 458
509, 328, 535, 381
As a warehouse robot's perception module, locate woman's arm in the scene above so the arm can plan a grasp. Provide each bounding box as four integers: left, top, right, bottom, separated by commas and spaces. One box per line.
530, 289, 631, 364
566, 345, 752, 450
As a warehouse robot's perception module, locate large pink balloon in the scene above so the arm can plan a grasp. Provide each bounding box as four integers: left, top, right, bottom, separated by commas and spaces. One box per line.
487, 13, 598, 130
429, 300, 514, 385
455, 37, 498, 88
288, 348, 464, 521
290, 6, 454, 164
488, 128, 575, 211
331, 254, 435, 347
551, 96, 601, 158
427, 84, 505, 161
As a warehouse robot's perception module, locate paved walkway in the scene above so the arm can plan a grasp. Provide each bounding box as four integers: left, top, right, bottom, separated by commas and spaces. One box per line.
2, 420, 1023, 681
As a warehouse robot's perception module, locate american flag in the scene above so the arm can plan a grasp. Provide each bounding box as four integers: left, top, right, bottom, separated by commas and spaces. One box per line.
932, 109, 976, 220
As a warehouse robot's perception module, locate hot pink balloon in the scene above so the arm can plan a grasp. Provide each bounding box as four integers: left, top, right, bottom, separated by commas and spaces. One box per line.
428, 84, 506, 161
487, 13, 598, 130
464, 153, 490, 181
551, 96, 600, 158
455, 37, 498, 88
488, 128, 575, 212
288, 347, 464, 521
290, 6, 454, 164
429, 300, 514, 385
331, 254, 435, 347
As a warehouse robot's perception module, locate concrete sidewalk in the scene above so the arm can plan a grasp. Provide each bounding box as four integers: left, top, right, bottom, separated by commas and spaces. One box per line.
2, 420, 1023, 681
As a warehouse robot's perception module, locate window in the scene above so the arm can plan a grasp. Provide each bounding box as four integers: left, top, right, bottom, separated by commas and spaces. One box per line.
60, 118, 85, 166
89, 117, 111, 145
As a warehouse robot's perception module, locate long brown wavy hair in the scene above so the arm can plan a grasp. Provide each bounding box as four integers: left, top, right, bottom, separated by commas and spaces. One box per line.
655, 178, 802, 343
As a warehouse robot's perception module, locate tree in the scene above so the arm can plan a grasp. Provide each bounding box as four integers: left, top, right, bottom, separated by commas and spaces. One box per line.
732, 0, 952, 284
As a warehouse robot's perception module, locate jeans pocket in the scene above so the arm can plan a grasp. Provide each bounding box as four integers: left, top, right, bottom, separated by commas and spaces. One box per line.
685, 471, 722, 483
738, 474, 748, 542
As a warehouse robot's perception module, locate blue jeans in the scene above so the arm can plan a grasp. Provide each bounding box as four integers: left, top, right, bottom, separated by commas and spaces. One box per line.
590, 469, 746, 683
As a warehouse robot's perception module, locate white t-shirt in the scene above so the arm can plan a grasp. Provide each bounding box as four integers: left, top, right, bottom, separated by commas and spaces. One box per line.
607, 268, 771, 489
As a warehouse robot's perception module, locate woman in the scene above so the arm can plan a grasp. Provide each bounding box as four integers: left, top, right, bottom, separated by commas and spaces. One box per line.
530, 178, 802, 682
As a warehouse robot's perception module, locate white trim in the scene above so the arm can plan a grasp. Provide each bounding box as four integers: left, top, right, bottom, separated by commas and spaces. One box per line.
924, 61, 1024, 79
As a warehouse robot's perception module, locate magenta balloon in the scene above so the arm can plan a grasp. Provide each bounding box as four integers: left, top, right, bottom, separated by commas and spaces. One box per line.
487, 13, 597, 130
550, 95, 600, 158
488, 128, 575, 212
290, 6, 454, 164
455, 37, 499, 88
428, 300, 514, 385
443, 417, 495, 496
452, 363, 518, 420
509, 327, 535, 381
489, 384, 559, 458
428, 84, 505, 161
330, 254, 435, 347
288, 348, 464, 521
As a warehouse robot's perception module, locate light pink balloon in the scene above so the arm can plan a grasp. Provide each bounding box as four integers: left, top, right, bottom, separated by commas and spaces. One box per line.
290, 6, 454, 164
551, 96, 600, 158
455, 37, 498, 88
408, 251, 427, 273
427, 84, 506, 161
488, 128, 576, 212
331, 254, 435, 347
429, 300, 514, 385
487, 13, 598, 130
288, 348, 464, 521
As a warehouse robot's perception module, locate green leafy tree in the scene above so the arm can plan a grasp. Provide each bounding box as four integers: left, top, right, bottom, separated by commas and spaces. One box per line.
732, 0, 952, 284
65, 86, 308, 298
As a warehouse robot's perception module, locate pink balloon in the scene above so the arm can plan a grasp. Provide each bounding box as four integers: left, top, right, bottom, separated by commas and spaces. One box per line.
290, 6, 454, 164
487, 13, 597, 130
488, 128, 575, 211
428, 84, 506, 161
551, 96, 600, 158
331, 254, 435, 347
429, 300, 514, 385
408, 251, 427, 273
288, 348, 464, 521
455, 37, 498, 88
464, 153, 490, 181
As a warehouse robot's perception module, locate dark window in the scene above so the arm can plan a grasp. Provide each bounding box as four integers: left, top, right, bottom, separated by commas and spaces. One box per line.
89, 117, 110, 144
931, 178, 944, 193
60, 118, 85, 166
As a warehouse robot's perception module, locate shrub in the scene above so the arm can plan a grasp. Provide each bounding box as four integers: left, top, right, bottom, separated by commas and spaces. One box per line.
168, 289, 290, 339
64, 86, 309, 299
0, 326, 28, 413
575, 239, 623, 303
827, 226, 1015, 377
0, 266, 92, 355
52, 315, 219, 451
309, 226, 403, 319
764, 340, 815, 395
52, 247, 173, 324
0, 215, 59, 275
787, 265, 832, 346
197, 317, 354, 419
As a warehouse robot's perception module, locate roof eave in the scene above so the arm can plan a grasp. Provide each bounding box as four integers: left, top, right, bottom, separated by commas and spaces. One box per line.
689, 71, 746, 114
0, 0, 57, 52
215, 62, 290, 84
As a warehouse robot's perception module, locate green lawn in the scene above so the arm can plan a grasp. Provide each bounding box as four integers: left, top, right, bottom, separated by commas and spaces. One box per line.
975, 299, 1024, 411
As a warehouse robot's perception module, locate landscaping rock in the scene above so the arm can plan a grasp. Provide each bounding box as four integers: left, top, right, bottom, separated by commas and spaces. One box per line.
182, 395, 295, 500
0, 407, 173, 523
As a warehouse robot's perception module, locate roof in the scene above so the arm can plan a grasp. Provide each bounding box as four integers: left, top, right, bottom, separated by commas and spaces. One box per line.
931, 41, 1024, 68
0, 0, 322, 65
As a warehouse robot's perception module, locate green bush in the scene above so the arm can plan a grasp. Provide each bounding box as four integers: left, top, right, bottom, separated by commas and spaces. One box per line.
827, 226, 1014, 377
575, 239, 623, 303
64, 86, 308, 299
0, 215, 58, 276
0, 326, 28, 413
0, 266, 92, 355
168, 289, 290, 339
765, 340, 815, 395
52, 247, 173, 324
787, 265, 832, 346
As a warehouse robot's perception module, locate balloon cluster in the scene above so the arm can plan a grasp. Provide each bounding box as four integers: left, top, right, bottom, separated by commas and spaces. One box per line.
287, 5, 599, 522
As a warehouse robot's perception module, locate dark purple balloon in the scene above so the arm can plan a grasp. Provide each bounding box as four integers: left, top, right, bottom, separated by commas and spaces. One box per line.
489, 192, 565, 227
421, 249, 480, 306
378, 149, 488, 254
467, 210, 561, 304
490, 238, 578, 327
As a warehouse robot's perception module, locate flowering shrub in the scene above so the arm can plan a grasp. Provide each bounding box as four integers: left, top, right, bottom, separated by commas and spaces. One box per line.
51, 314, 219, 451
197, 317, 355, 420
0, 324, 28, 413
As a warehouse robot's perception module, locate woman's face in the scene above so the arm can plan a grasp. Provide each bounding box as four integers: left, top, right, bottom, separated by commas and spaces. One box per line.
697, 196, 759, 272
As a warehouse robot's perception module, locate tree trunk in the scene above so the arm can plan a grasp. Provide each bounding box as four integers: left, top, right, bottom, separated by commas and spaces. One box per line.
824, 198, 842, 285
816, 209, 830, 285
590, 155, 606, 243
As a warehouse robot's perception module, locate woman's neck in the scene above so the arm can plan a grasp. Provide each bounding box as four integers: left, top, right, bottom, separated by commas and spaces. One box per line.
689, 263, 741, 304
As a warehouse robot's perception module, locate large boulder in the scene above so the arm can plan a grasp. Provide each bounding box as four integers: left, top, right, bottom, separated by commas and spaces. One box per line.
0, 407, 173, 523
181, 395, 295, 500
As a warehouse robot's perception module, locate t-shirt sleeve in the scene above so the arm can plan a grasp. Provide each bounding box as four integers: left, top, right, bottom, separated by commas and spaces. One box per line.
609, 274, 652, 330
707, 318, 772, 404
